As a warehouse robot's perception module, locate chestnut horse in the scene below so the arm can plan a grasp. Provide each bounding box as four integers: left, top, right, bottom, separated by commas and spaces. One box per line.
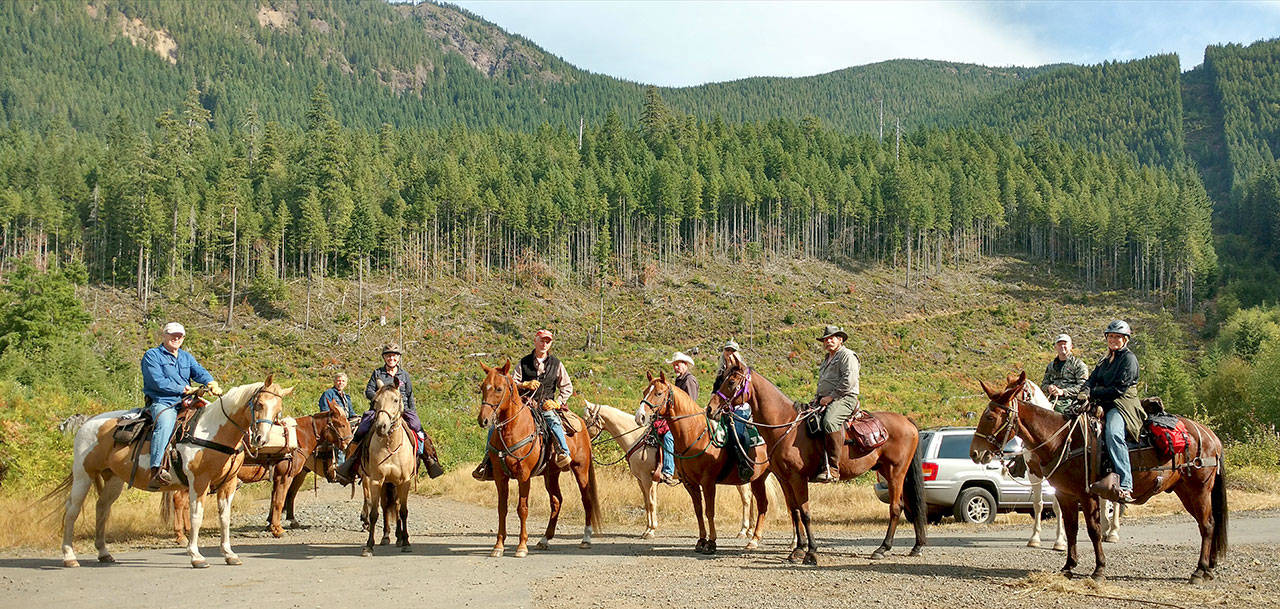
360, 378, 417, 556
708, 363, 927, 565
971, 371, 1227, 584
164, 407, 352, 543
61, 375, 291, 568
640, 372, 773, 554
477, 360, 602, 558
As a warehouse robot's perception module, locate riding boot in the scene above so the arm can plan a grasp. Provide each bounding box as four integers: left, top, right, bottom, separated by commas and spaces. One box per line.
554, 450, 572, 469
813, 431, 843, 483
421, 452, 445, 479
147, 466, 172, 490
334, 440, 361, 486
471, 459, 494, 481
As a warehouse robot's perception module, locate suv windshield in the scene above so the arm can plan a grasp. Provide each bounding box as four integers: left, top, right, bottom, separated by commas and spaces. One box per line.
936, 434, 972, 460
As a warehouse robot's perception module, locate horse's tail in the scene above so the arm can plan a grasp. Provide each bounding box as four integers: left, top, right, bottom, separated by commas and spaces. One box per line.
160, 490, 175, 526
586, 462, 603, 534
1212, 464, 1228, 558
903, 445, 928, 538
31, 473, 75, 523
764, 471, 783, 514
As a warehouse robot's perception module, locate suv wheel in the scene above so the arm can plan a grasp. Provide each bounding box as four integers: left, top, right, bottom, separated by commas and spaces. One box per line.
953, 487, 996, 524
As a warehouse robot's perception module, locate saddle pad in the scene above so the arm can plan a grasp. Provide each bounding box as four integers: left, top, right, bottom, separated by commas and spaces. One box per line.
254, 417, 298, 455
711, 416, 764, 448
559, 410, 584, 435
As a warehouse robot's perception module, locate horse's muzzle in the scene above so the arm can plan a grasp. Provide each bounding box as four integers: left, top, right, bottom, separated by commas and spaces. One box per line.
970, 449, 993, 464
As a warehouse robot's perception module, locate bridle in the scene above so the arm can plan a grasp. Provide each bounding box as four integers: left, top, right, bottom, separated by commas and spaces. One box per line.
973, 392, 1021, 451
225, 386, 285, 456
713, 368, 752, 411
974, 380, 1083, 482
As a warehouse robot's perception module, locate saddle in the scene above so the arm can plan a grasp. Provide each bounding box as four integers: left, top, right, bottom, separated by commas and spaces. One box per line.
557, 409, 584, 435
844, 410, 888, 453
114, 396, 207, 487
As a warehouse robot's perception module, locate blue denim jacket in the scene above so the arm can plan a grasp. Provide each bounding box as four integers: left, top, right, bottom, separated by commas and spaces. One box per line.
319, 387, 355, 417
141, 345, 214, 408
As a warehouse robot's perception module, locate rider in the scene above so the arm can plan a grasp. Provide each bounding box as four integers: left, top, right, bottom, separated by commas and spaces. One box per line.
514, 329, 575, 469
141, 322, 222, 489
713, 339, 754, 481
1081, 320, 1143, 504
335, 343, 439, 484
810, 325, 860, 484
318, 372, 354, 465
638, 351, 697, 486
1041, 334, 1088, 413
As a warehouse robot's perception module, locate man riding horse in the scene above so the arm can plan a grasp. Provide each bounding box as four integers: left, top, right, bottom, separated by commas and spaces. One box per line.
141, 321, 223, 489
1081, 320, 1144, 504
1041, 334, 1088, 413
336, 343, 439, 484
804, 325, 861, 483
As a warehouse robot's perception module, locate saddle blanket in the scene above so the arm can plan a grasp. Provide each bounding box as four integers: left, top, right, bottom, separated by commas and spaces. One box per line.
710, 416, 764, 448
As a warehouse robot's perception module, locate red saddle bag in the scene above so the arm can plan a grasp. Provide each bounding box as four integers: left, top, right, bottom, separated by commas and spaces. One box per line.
1147, 413, 1189, 459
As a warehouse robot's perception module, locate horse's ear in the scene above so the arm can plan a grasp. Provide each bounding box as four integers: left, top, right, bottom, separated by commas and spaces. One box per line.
393, 375, 401, 389
480, 362, 492, 375
1017, 370, 1027, 385
646, 370, 654, 382
264, 372, 275, 387
279, 385, 295, 397
499, 358, 511, 376
659, 370, 667, 384
375, 378, 384, 390
979, 379, 995, 399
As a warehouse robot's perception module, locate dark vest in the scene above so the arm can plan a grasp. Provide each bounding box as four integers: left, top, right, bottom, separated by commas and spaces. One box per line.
519, 353, 561, 405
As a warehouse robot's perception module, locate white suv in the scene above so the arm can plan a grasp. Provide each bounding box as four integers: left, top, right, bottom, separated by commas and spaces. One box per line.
874, 427, 1055, 524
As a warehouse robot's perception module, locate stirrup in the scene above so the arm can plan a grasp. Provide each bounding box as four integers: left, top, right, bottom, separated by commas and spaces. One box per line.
147, 468, 173, 490
554, 452, 572, 469
472, 460, 493, 481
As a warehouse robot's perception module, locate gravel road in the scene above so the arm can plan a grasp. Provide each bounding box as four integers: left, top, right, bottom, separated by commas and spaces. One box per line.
2, 482, 1278, 609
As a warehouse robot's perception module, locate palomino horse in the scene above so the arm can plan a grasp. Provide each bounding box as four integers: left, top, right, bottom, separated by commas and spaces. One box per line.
360, 378, 417, 556
709, 363, 927, 565
582, 397, 767, 541
61, 375, 292, 568
638, 372, 772, 553
971, 371, 1227, 583
477, 360, 602, 558
164, 407, 352, 543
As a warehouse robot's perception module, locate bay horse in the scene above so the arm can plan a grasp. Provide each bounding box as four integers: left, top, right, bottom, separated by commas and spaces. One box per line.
61, 374, 292, 568
708, 362, 927, 565
164, 407, 352, 543
970, 371, 1227, 584
582, 397, 765, 541
637, 372, 773, 553
360, 377, 417, 556
477, 360, 602, 558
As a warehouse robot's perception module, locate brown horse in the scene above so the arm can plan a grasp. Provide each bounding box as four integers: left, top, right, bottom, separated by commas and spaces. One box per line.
708, 362, 927, 565
641, 371, 771, 554
477, 360, 602, 558
165, 408, 353, 543
970, 371, 1227, 584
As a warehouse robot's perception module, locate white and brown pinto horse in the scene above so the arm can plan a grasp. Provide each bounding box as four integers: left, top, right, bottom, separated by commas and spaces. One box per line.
61, 375, 291, 568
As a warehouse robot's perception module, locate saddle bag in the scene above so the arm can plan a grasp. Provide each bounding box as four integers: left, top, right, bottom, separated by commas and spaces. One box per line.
845, 411, 888, 451
1146, 412, 1188, 460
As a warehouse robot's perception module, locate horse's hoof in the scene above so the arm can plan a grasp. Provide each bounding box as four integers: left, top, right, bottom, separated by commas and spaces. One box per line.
1103, 534, 1118, 543
97, 554, 115, 564
578, 541, 591, 550
191, 560, 209, 569
225, 556, 242, 566
514, 547, 528, 558
535, 540, 549, 551
490, 548, 504, 558
1189, 574, 1204, 585
1091, 573, 1105, 583
289, 521, 302, 529
736, 530, 749, 539
870, 549, 886, 560
704, 540, 717, 554
788, 548, 805, 563
361, 548, 373, 557
803, 551, 818, 566
63, 559, 80, 568
380, 537, 390, 546
641, 530, 654, 540
908, 545, 925, 557
695, 539, 707, 553
401, 545, 412, 553
1052, 543, 1067, 552
745, 539, 759, 551
1061, 570, 1074, 579
270, 528, 284, 539
1027, 540, 1041, 548
176, 537, 188, 546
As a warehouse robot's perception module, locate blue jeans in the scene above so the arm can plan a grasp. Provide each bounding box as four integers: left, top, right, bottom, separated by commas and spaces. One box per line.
1103, 408, 1133, 491
541, 410, 571, 455
147, 402, 177, 468
659, 430, 675, 476
727, 411, 751, 456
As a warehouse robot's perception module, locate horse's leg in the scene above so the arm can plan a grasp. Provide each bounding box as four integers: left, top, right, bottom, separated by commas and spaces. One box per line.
397, 484, 411, 552
381, 484, 393, 546
685, 481, 707, 553
93, 475, 125, 563
1028, 475, 1044, 548
491, 476, 508, 557
268, 473, 287, 538
636, 473, 656, 539
1082, 495, 1106, 581
284, 470, 307, 528
776, 476, 803, 558
702, 483, 718, 554
796, 481, 818, 566
873, 459, 905, 560
1052, 492, 1067, 551
187, 484, 209, 568
1102, 499, 1121, 542
1172, 481, 1215, 584
537, 472, 563, 551
61, 463, 95, 567
362, 480, 380, 557
573, 460, 595, 549
514, 478, 532, 558
745, 476, 769, 550
169, 491, 190, 546
217, 481, 242, 565
1059, 497, 1080, 577
736, 483, 752, 539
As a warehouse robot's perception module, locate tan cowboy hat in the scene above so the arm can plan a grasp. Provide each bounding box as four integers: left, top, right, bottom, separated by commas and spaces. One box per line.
666, 351, 694, 366
816, 325, 848, 341
381, 343, 402, 356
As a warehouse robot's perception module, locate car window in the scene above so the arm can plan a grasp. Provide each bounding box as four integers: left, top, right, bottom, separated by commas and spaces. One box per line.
917, 432, 934, 458
1002, 437, 1024, 454
937, 434, 972, 459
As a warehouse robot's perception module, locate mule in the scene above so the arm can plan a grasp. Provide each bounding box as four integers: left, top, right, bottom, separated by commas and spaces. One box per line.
164, 407, 352, 543
60, 375, 292, 568
970, 371, 1226, 584
708, 363, 927, 565
582, 397, 766, 541
360, 377, 417, 556
478, 360, 602, 558
637, 372, 774, 553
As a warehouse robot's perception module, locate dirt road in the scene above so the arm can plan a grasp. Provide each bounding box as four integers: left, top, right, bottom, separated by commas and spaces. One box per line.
3, 483, 1278, 609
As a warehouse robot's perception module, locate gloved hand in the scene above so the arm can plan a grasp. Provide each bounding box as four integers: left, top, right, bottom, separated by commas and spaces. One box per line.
542, 399, 560, 412
207, 380, 224, 396
518, 380, 541, 391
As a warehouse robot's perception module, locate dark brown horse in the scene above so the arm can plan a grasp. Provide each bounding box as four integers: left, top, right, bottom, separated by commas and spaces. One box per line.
641, 372, 772, 553
477, 360, 602, 557
165, 407, 353, 543
970, 371, 1227, 584
708, 362, 927, 565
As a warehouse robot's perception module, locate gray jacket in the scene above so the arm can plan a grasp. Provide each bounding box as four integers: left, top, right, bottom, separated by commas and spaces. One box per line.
1041, 356, 1088, 399
816, 346, 860, 400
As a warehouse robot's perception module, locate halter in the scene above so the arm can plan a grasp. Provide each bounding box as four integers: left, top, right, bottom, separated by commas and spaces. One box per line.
973, 393, 1021, 451
975, 380, 1083, 483
713, 368, 752, 410
223, 385, 285, 456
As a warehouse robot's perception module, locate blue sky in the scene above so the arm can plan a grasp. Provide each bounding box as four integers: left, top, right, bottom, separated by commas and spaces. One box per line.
446, 1, 1280, 87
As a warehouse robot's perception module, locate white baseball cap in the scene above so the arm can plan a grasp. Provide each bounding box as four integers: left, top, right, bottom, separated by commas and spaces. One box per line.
162, 322, 186, 336
1054, 334, 1072, 345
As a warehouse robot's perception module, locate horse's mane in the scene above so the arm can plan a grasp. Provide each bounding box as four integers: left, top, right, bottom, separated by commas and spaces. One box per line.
656, 379, 699, 416
214, 382, 265, 410
1019, 379, 1054, 411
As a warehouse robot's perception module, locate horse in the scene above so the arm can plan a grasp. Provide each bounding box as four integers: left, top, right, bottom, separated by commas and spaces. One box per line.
60, 374, 292, 568
360, 377, 418, 556
477, 360, 602, 558
708, 362, 927, 565
163, 407, 352, 544
635, 372, 774, 553
582, 397, 767, 541
970, 371, 1227, 584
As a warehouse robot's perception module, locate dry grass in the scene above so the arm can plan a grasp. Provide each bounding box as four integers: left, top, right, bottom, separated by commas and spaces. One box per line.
1010, 570, 1249, 607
